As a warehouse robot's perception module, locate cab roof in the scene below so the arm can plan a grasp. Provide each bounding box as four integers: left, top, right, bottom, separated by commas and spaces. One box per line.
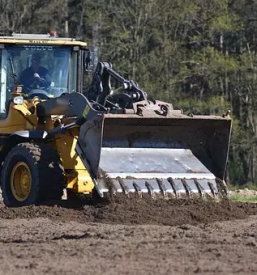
0, 33, 87, 47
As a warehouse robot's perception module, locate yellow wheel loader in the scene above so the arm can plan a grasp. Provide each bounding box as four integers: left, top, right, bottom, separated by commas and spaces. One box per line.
0, 33, 232, 207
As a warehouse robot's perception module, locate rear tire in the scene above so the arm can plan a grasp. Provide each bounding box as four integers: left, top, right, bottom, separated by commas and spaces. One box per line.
1, 142, 65, 207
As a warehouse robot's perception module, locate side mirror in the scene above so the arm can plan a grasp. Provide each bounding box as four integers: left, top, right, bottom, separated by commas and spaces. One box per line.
84, 50, 92, 72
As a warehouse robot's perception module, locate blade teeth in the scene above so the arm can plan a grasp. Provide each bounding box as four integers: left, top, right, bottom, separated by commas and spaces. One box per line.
156, 178, 167, 198
181, 179, 191, 197
117, 177, 129, 196
133, 182, 143, 198
98, 176, 227, 200
167, 177, 179, 198
145, 181, 155, 198
194, 179, 203, 198
108, 181, 117, 195
208, 181, 217, 197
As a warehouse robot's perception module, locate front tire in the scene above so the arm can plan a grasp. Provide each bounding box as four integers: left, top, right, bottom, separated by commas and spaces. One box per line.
1, 143, 65, 207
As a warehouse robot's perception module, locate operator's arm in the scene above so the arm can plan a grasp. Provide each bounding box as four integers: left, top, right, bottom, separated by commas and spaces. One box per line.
34, 73, 51, 87
34, 67, 51, 88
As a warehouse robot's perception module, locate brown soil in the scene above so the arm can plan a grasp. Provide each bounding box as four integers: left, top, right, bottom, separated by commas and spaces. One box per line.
0, 198, 257, 225
0, 198, 257, 275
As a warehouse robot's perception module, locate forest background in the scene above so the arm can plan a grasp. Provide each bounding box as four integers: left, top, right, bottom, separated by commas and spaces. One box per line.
0, 0, 257, 187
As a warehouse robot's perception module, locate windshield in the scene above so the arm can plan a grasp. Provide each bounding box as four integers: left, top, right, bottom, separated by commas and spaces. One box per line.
0, 45, 77, 104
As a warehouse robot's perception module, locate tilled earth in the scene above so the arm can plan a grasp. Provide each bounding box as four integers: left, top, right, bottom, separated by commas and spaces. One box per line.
1, 198, 257, 275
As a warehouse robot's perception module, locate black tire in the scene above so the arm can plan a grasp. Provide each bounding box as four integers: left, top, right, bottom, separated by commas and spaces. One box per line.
1, 142, 65, 207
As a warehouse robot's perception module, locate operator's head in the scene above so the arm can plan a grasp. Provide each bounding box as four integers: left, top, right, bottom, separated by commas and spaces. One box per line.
31, 53, 41, 69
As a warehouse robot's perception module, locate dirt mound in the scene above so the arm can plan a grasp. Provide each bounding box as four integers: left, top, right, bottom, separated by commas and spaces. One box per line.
92, 197, 257, 225
0, 198, 257, 226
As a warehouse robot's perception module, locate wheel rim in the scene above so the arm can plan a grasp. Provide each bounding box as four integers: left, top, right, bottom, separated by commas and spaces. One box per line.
10, 162, 32, 202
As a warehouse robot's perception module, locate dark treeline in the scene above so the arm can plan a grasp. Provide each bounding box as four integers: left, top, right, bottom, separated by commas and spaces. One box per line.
0, 0, 257, 186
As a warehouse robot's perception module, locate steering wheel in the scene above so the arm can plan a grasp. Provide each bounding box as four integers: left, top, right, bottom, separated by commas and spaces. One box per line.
27, 89, 50, 100
25, 77, 50, 91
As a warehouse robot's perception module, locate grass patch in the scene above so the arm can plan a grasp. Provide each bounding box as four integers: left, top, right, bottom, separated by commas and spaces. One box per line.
230, 193, 257, 203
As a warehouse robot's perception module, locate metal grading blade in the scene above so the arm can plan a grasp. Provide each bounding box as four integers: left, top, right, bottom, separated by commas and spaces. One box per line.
96, 148, 227, 199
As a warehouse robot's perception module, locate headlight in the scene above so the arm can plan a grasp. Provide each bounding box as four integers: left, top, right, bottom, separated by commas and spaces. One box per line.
13, 96, 24, 105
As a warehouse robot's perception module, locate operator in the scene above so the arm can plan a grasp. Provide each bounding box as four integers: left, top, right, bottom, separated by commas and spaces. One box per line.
19, 53, 51, 91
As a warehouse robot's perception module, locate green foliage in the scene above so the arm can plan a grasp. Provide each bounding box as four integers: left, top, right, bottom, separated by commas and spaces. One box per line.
174, 95, 230, 115
210, 13, 242, 33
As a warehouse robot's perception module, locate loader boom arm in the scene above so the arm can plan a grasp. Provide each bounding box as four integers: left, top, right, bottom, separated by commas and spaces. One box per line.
86, 62, 147, 109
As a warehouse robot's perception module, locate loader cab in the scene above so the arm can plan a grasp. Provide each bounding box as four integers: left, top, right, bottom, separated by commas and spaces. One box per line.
0, 33, 89, 117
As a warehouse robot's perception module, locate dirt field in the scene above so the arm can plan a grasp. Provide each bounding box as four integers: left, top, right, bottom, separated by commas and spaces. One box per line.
0, 198, 257, 275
